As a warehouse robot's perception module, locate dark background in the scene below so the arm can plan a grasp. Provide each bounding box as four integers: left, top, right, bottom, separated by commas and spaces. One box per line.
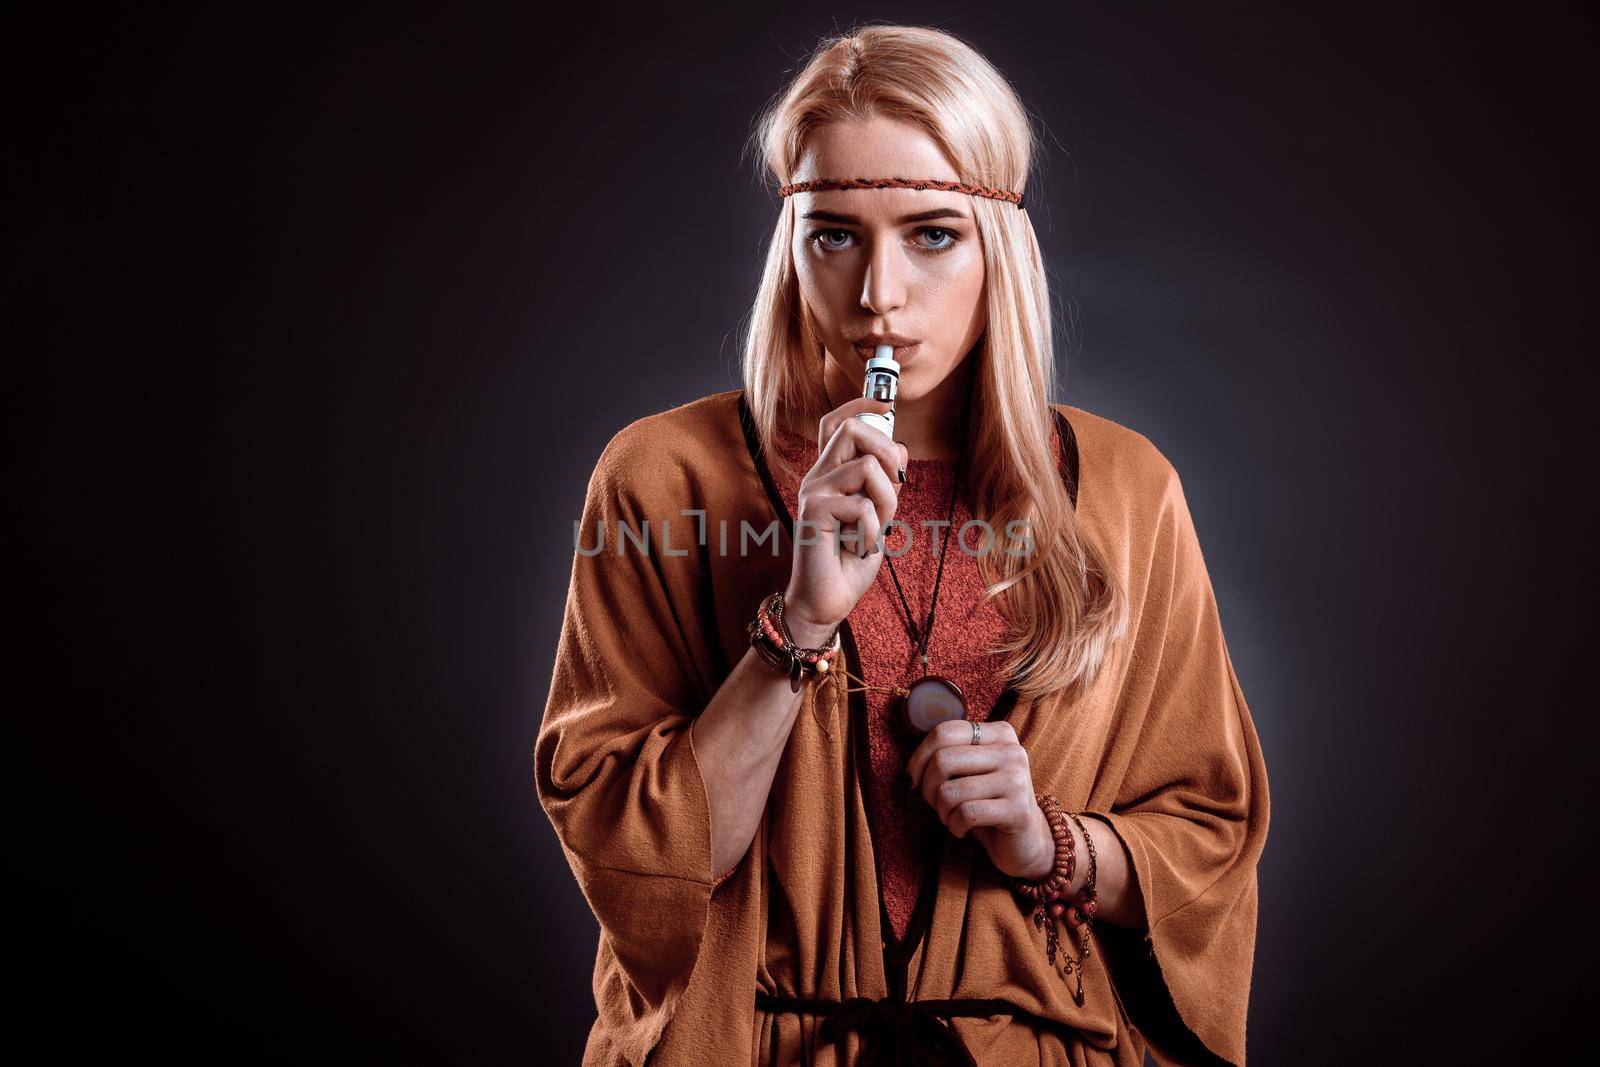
11, 3, 1595, 1063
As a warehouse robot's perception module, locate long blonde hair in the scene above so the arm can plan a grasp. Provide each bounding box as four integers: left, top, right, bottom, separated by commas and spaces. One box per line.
740, 24, 1127, 701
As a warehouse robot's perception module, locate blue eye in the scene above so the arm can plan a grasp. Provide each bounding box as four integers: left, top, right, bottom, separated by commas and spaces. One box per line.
807, 227, 961, 255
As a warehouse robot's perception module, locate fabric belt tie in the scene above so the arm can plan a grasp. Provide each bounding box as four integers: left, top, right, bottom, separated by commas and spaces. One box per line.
757, 989, 1028, 1066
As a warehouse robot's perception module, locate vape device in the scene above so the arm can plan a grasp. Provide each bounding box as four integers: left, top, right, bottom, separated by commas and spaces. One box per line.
855, 344, 900, 439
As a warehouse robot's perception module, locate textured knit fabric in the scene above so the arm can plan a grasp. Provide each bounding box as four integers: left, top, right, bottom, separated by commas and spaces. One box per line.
534, 388, 1271, 1066
771, 424, 1063, 943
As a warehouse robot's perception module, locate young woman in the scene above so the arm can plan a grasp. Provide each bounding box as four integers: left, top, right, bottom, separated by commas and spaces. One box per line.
536, 24, 1269, 1067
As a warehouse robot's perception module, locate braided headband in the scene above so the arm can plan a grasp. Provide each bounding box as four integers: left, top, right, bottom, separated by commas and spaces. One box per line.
778, 176, 1025, 210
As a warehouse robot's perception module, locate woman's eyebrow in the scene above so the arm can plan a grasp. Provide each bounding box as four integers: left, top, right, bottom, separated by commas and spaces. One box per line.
800, 208, 969, 225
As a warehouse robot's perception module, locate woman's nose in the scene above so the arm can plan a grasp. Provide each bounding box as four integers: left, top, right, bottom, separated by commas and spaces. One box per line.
859, 242, 907, 315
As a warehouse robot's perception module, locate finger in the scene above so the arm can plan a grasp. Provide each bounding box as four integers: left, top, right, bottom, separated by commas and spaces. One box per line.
931, 769, 1010, 821
943, 795, 1019, 840
904, 727, 945, 794
798, 482, 872, 538
815, 416, 901, 492
919, 747, 1010, 809
818, 397, 894, 452
810, 492, 880, 559
808, 454, 898, 540
910, 732, 988, 798
915, 743, 1017, 793
905, 723, 956, 793
907, 718, 1012, 791
816, 412, 905, 489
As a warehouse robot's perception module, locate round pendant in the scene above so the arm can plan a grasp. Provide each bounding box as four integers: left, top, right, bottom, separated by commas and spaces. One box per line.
901, 675, 969, 733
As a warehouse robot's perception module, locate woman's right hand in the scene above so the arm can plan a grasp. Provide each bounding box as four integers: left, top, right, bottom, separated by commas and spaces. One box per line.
782, 397, 909, 647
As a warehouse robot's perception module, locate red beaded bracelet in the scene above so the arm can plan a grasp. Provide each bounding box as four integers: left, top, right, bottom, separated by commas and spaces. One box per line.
747, 591, 840, 692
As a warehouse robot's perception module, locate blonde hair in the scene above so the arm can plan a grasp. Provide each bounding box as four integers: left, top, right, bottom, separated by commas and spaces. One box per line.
740, 23, 1128, 700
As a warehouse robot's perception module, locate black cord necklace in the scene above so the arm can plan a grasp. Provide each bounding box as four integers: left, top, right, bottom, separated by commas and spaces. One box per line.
880, 428, 971, 733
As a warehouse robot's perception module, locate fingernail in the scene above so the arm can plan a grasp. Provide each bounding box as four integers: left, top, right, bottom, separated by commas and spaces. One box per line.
897, 466, 906, 484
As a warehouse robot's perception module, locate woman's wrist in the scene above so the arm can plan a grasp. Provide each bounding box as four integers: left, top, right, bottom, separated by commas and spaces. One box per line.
780, 590, 837, 648
748, 591, 841, 692
1016, 798, 1089, 895
1018, 801, 1059, 881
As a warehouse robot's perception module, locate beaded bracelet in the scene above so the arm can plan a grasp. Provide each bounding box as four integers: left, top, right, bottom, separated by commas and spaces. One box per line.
1011, 792, 1074, 905
1011, 793, 1099, 1006
1061, 810, 1099, 929
747, 591, 841, 693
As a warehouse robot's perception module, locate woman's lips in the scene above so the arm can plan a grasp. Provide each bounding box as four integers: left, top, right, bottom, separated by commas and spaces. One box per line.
854, 342, 920, 361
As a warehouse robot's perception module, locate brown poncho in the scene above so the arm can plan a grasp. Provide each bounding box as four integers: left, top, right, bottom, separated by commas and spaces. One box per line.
534, 389, 1271, 1065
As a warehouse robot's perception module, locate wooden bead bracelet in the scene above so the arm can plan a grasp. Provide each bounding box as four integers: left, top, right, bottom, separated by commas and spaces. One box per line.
1010, 793, 1100, 1006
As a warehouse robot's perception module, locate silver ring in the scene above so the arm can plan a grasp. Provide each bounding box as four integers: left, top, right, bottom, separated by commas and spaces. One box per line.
971, 721, 982, 745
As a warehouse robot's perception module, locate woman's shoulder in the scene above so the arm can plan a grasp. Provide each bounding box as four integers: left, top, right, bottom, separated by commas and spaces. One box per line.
588, 389, 749, 506
1051, 401, 1183, 516
598, 389, 743, 460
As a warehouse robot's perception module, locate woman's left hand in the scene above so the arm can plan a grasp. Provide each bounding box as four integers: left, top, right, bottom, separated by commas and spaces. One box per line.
905, 717, 1049, 880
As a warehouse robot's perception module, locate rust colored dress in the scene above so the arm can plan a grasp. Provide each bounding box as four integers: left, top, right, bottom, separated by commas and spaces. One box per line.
535, 389, 1271, 1066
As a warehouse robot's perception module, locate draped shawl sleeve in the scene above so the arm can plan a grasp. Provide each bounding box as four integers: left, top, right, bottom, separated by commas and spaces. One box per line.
1089, 454, 1272, 1067
533, 423, 732, 1067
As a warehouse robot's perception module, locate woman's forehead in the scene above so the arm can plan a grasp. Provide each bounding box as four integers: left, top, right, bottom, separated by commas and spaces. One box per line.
795, 115, 959, 181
